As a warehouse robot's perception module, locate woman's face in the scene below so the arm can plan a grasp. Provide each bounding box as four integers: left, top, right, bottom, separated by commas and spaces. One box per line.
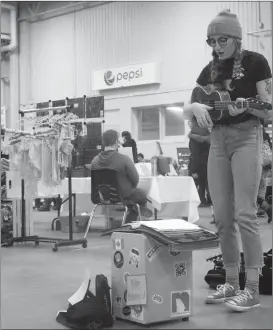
122, 136, 127, 144
207, 35, 237, 60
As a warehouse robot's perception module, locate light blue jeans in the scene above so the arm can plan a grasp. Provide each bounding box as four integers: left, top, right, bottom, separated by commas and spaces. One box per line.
208, 118, 264, 270
258, 167, 268, 200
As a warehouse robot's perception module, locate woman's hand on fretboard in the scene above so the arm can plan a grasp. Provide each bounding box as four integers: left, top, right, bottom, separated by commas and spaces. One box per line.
228, 98, 248, 116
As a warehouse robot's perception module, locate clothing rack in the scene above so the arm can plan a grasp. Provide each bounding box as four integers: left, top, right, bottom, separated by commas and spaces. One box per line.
7, 97, 103, 252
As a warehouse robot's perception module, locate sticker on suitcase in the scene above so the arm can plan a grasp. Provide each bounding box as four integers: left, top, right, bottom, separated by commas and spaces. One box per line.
122, 305, 131, 316
169, 251, 180, 257
113, 251, 124, 268
152, 294, 163, 304
146, 244, 162, 262
170, 290, 190, 317
113, 238, 124, 250
114, 292, 122, 306
123, 272, 130, 284
131, 305, 144, 321
174, 262, 187, 277
126, 274, 147, 306
129, 248, 140, 268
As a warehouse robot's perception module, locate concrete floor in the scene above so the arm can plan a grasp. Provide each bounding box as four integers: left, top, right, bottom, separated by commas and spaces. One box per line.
1, 207, 272, 329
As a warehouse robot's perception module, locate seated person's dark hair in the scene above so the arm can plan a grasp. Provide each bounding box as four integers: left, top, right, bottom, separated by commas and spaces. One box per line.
102, 130, 119, 147
121, 131, 132, 140
138, 153, 144, 159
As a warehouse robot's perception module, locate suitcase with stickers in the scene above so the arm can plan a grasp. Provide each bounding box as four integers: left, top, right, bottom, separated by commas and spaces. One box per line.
111, 231, 218, 325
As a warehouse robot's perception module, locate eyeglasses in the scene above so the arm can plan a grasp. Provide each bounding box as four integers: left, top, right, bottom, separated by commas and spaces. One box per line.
206, 37, 229, 48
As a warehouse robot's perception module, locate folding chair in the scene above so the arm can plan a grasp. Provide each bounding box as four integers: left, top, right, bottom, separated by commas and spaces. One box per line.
84, 169, 142, 238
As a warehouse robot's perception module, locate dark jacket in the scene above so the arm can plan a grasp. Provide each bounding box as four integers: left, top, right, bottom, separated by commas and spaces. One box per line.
122, 139, 138, 163
188, 120, 210, 173
188, 138, 210, 174
90, 150, 139, 198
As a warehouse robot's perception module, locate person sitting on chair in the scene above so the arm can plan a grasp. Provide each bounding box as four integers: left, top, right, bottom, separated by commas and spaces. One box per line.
91, 130, 153, 223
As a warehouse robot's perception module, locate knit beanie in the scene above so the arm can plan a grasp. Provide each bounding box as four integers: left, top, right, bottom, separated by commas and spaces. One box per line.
207, 9, 242, 39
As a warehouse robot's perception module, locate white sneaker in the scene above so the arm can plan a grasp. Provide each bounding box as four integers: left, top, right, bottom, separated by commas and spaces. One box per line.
205, 283, 239, 304
225, 288, 260, 312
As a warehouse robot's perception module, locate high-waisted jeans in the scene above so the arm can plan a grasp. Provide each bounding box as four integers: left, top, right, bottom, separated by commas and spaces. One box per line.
208, 119, 264, 270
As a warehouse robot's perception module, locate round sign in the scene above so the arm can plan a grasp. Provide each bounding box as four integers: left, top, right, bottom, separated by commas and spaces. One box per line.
123, 306, 131, 316
113, 251, 124, 268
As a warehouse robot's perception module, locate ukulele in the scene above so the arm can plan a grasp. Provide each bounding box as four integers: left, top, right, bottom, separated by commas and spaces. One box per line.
191, 86, 272, 122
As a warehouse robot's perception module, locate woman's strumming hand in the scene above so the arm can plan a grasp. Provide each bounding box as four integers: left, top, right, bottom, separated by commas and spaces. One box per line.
191, 103, 213, 129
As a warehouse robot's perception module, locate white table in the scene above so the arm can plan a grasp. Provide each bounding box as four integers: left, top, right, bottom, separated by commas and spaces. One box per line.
7, 172, 200, 223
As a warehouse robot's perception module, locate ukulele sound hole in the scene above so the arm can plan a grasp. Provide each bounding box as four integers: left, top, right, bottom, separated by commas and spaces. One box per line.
208, 101, 222, 121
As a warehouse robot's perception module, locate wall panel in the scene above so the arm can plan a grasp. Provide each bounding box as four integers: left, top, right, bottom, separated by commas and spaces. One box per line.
103, 109, 121, 134
25, 2, 222, 102
217, 1, 260, 52
257, 2, 272, 65
29, 13, 75, 101
25, 1, 270, 104
16, 1, 272, 155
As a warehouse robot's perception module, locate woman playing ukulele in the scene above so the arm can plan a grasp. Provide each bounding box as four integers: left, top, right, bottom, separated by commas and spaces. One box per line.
184, 10, 272, 312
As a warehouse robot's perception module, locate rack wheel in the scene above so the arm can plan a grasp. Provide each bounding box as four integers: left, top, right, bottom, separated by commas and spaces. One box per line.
182, 317, 189, 321
52, 244, 58, 252
82, 243, 87, 248
7, 239, 14, 247
35, 241, 39, 246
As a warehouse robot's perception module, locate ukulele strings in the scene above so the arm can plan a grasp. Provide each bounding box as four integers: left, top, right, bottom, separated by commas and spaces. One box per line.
201, 101, 250, 110
201, 101, 249, 106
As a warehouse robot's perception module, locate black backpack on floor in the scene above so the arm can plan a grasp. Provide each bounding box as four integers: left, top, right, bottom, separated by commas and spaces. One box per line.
56, 275, 114, 330
204, 250, 272, 295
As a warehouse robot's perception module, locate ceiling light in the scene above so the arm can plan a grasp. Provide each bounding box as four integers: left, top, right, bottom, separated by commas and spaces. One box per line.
166, 107, 183, 111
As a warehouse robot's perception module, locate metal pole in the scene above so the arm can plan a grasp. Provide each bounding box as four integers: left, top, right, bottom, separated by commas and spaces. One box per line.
20, 112, 26, 237
19, 105, 69, 114
68, 164, 73, 241
66, 97, 73, 241
0, 3, 2, 253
